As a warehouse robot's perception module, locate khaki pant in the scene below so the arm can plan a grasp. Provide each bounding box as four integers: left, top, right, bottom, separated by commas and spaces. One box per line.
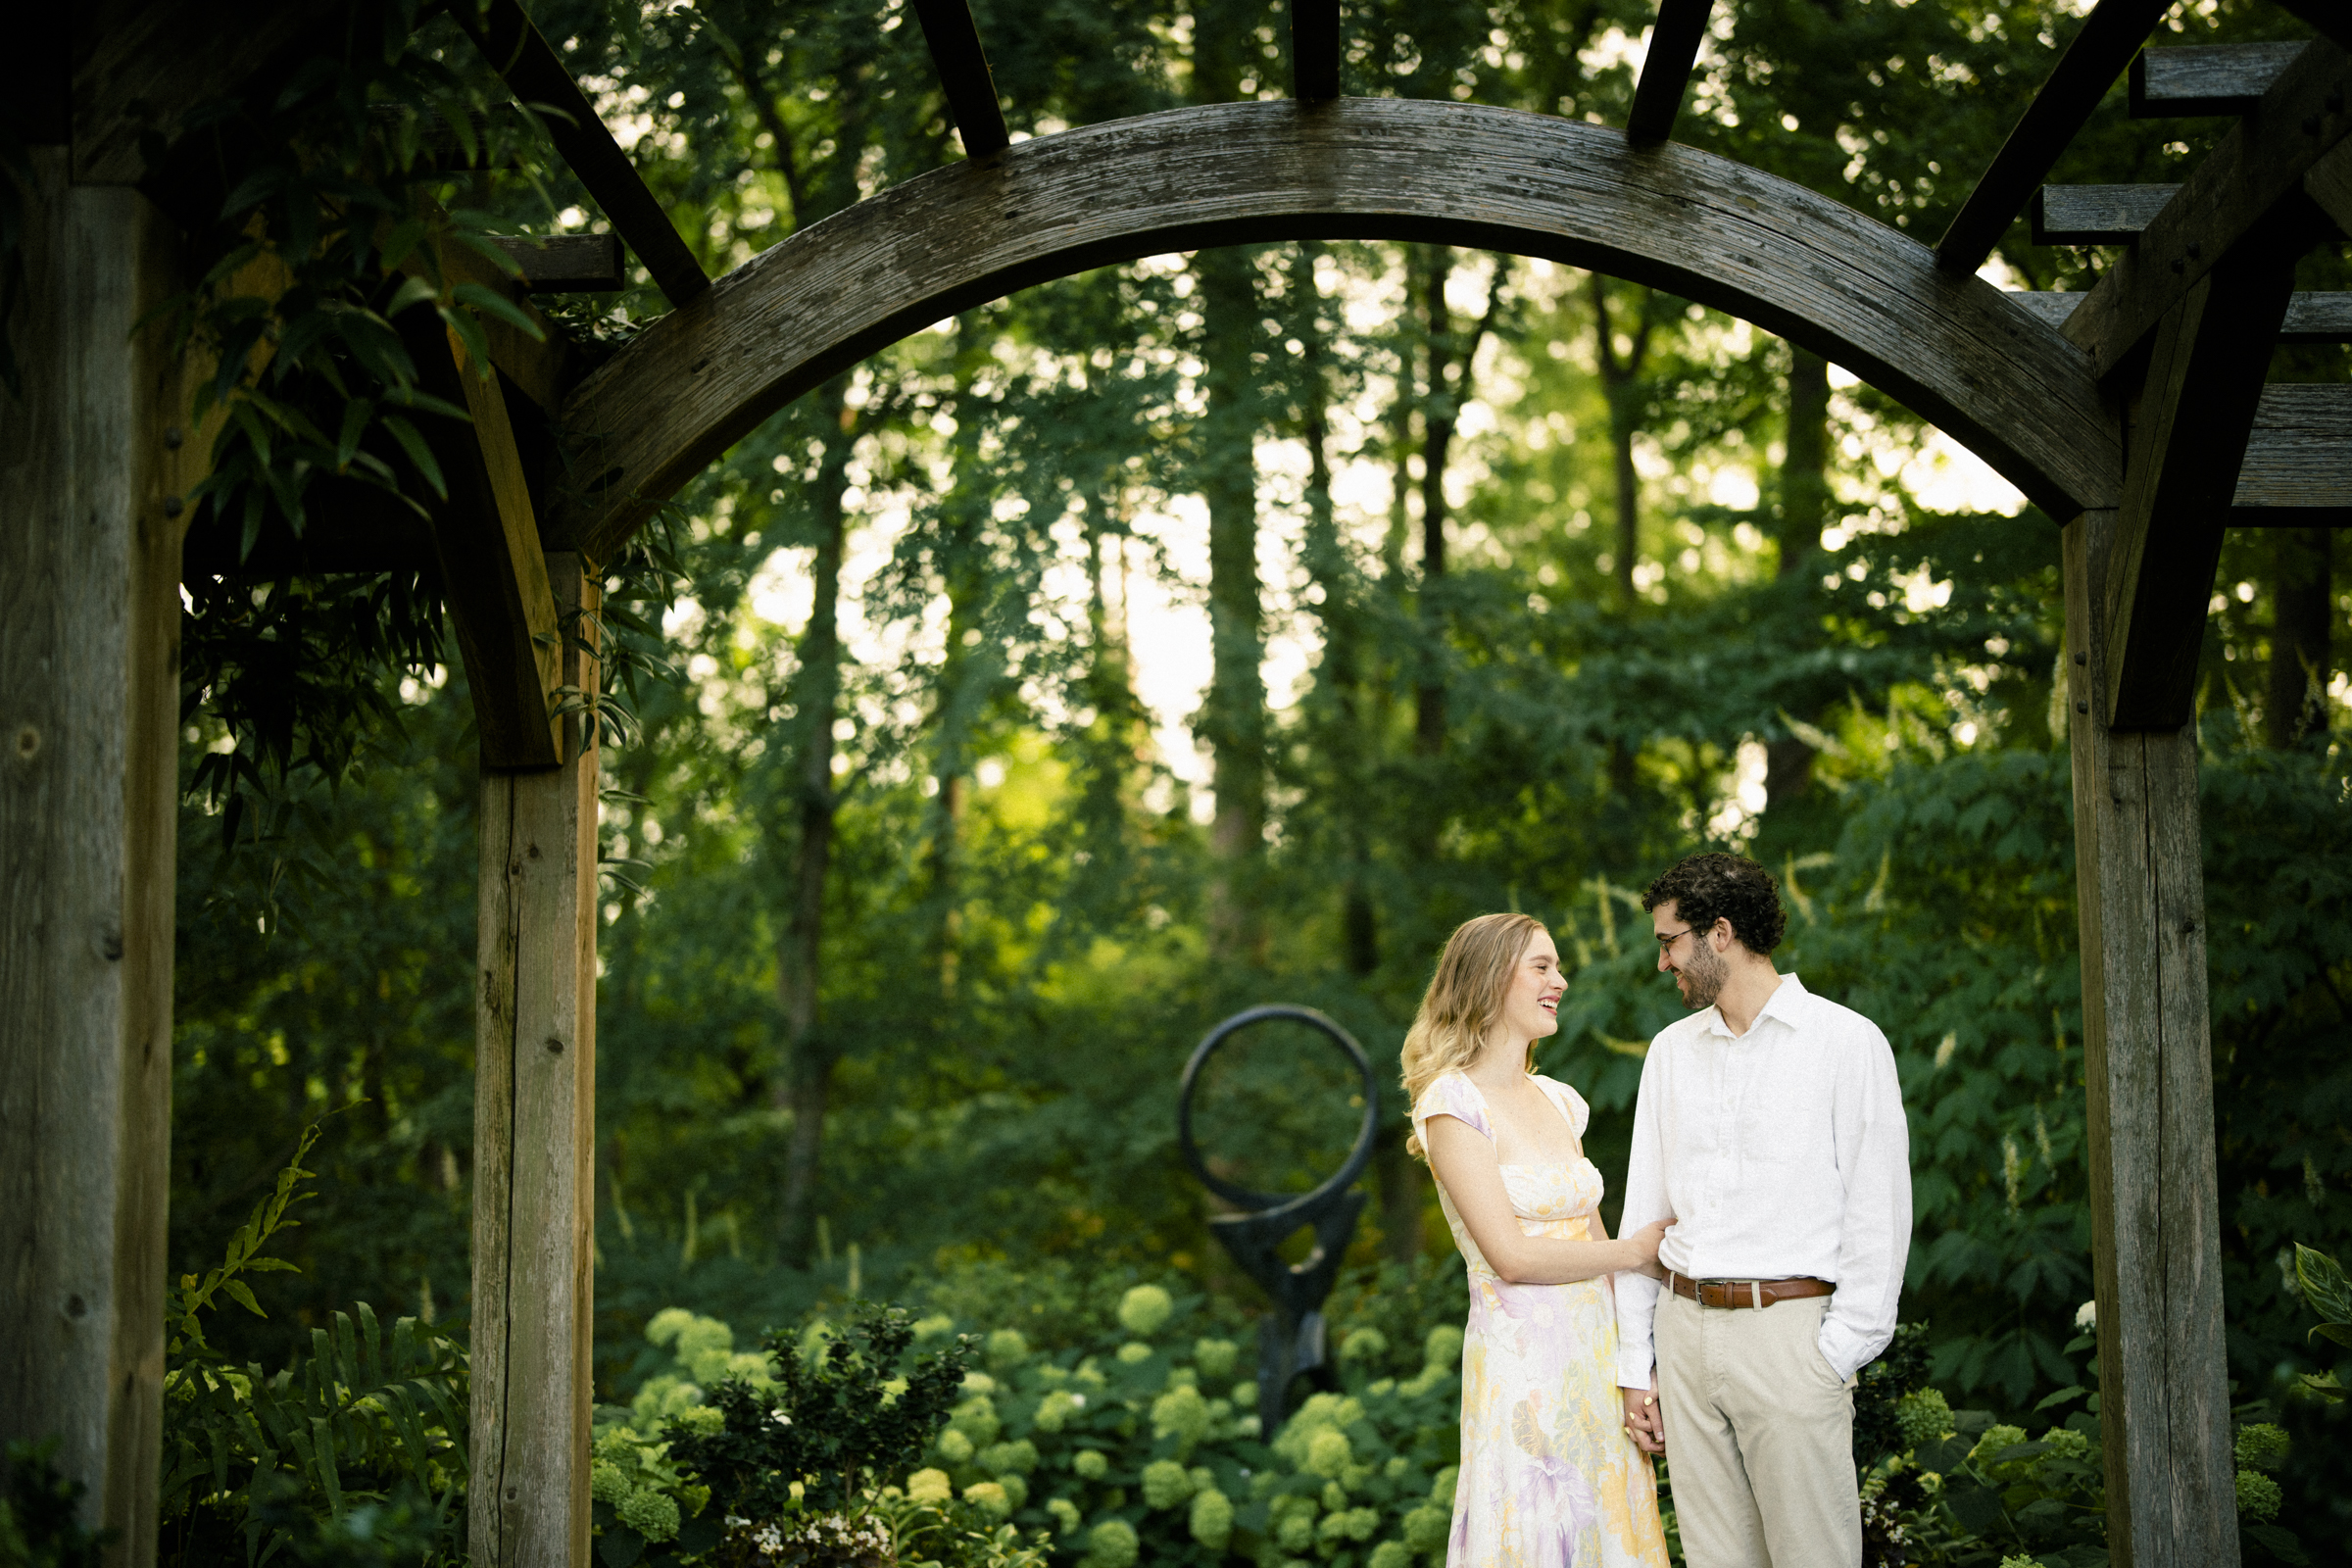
1654, 1290, 1859, 1568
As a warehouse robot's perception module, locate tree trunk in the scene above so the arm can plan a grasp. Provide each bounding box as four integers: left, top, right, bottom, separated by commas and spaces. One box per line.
1591, 275, 1650, 614
1417, 247, 1455, 757
1767, 346, 1833, 804
773, 376, 853, 1262
2266, 527, 2331, 747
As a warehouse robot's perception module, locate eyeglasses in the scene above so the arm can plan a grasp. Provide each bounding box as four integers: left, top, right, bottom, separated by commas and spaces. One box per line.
1654, 927, 1693, 953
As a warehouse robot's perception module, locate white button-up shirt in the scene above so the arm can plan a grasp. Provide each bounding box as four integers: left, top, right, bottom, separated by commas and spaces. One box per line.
1613, 972, 1912, 1387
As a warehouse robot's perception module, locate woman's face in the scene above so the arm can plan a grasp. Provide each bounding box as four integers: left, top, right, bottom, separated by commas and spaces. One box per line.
1494, 929, 1565, 1045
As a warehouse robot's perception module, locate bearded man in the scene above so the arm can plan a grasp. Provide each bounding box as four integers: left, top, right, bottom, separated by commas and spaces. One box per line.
1612, 853, 1911, 1568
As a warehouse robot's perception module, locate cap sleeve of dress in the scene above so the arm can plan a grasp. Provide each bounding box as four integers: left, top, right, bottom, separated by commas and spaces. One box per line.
1411, 1071, 1493, 1143
1539, 1075, 1592, 1140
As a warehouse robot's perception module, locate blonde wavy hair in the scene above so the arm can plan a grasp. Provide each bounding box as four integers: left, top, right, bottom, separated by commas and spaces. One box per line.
1400, 912, 1547, 1160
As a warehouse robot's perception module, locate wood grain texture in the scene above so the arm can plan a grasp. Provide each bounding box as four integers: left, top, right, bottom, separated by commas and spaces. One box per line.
2102, 253, 2293, 729
1625, 0, 1714, 144
911, 0, 1010, 159
2063, 38, 2346, 376
406, 320, 564, 771
2233, 384, 2352, 517
552, 98, 2117, 563
468, 556, 600, 1568
1936, 0, 2172, 272
2033, 183, 2180, 243
492, 234, 625, 293
2005, 288, 2352, 339
2064, 511, 2239, 1568
0, 149, 188, 1566
409, 219, 577, 415
2130, 41, 2305, 117
453, 0, 708, 307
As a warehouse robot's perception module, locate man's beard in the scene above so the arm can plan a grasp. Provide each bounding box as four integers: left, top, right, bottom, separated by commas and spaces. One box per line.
1675, 938, 1727, 1011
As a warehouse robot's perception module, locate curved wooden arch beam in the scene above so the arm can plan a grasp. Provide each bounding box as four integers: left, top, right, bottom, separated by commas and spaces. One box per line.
550, 99, 2116, 563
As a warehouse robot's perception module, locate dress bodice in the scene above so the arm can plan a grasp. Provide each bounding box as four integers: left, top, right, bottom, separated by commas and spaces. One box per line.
1412, 1071, 1607, 1279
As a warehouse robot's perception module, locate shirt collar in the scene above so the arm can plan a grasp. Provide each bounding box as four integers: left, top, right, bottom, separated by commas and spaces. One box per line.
1703, 972, 1809, 1039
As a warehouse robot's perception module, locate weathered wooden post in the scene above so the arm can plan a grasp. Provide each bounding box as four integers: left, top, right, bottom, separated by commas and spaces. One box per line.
463, 543, 601, 1568
2063, 509, 2239, 1568
0, 146, 194, 1563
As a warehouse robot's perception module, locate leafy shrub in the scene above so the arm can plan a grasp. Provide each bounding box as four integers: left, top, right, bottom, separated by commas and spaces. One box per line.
2, 1441, 108, 1568
158, 1123, 467, 1568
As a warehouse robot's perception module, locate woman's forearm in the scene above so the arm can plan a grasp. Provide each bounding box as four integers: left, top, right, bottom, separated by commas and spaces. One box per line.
1487, 1236, 1643, 1285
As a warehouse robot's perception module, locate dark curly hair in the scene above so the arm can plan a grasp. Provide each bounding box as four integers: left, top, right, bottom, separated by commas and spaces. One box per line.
1642, 853, 1787, 955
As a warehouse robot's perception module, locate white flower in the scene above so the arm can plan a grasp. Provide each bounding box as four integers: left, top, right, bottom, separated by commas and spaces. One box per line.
1068, 1393, 1086, 1407
771, 1408, 793, 1426
2075, 1299, 2097, 1331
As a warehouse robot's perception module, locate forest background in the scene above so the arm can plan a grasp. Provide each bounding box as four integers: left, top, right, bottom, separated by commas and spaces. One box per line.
160, 0, 2352, 1537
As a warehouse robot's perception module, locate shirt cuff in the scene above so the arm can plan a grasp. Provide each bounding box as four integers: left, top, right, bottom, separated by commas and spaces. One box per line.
1817, 1315, 1870, 1383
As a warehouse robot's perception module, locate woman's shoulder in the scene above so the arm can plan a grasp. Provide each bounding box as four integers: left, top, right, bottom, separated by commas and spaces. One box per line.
1412, 1070, 1490, 1128
1532, 1073, 1592, 1133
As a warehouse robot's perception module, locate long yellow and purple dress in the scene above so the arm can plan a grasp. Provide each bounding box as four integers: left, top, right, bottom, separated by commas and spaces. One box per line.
1412, 1071, 1669, 1568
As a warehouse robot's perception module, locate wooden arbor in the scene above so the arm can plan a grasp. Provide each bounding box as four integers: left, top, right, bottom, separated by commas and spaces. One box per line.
4, 2, 2349, 1568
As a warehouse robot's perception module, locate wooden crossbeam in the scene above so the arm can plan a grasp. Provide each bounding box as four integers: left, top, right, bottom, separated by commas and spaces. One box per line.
1936, 0, 2172, 274
452, 0, 709, 307
401, 315, 566, 769
2131, 41, 2305, 116
1626, 0, 1715, 144
401, 217, 579, 413
492, 234, 625, 292
910, 0, 1010, 158
1293, 0, 1341, 102
2234, 383, 2352, 520
2102, 251, 2296, 727
2063, 38, 2346, 376
2008, 288, 2352, 340
2033, 183, 2180, 243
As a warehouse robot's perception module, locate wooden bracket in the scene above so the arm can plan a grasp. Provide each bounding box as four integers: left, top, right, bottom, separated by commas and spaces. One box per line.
2065, 38, 2348, 375
1292, 0, 1341, 103
1626, 0, 1715, 145
491, 234, 626, 293
2131, 41, 2307, 117
402, 314, 566, 770
2234, 384, 2352, 522
910, 0, 1010, 158
2101, 249, 2295, 728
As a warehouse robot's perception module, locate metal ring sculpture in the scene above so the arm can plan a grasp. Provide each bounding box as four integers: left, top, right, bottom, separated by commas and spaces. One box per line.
1177, 1004, 1379, 1433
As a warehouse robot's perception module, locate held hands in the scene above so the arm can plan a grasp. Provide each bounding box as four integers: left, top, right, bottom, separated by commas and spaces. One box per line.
1622, 1217, 1675, 1279
1620, 1379, 1665, 1455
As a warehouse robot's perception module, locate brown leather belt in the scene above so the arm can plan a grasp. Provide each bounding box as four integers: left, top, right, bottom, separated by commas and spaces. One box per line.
1667, 1272, 1835, 1309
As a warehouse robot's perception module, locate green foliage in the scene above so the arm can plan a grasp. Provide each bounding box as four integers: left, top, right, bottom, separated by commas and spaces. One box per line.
158, 1124, 467, 1568
1, 1442, 109, 1568
2290, 1244, 2351, 1402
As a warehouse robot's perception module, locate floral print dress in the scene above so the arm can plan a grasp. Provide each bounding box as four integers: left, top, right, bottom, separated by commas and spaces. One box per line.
1412, 1071, 1669, 1568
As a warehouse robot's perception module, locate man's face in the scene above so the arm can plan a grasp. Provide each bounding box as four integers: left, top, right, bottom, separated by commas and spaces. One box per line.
1652, 900, 1726, 1011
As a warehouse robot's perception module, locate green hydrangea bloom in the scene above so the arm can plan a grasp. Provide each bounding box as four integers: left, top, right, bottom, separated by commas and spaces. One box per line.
1997, 1557, 2039, 1568
1073, 1448, 1109, 1481
911, 1313, 956, 1344
1969, 1424, 2029, 1467
1142, 1459, 1195, 1509
2037, 1427, 2091, 1462
1343, 1508, 1381, 1543
1046, 1498, 1082, 1537
1116, 1342, 1154, 1365
1384, 1457, 1409, 1481
961, 1372, 999, 1396
950, 1395, 1002, 1446
2234, 1423, 2289, 1472
1307, 1428, 1353, 1479
906, 1469, 954, 1503
1152, 1386, 1213, 1450
963, 1482, 1013, 1521
1085, 1518, 1141, 1568
1231, 1381, 1259, 1409
1189, 1488, 1234, 1549
1316, 1511, 1352, 1545
1195, 1339, 1240, 1379
936, 1428, 975, 1463
981, 1440, 1039, 1477
1340, 1328, 1390, 1364
1894, 1389, 1953, 1449
1368, 1542, 1410, 1568
2235, 1470, 2282, 1522
1322, 1481, 1349, 1514
1277, 1512, 1317, 1552
1401, 1505, 1450, 1555
985, 1329, 1029, 1369
616, 1490, 680, 1543
998, 1475, 1030, 1511
1118, 1286, 1174, 1337
1423, 1325, 1465, 1370
1034, 1390, 1082, 1432
589, 1459, 630, 1505
668, 1405, 723, 1436
1429, 1467, 1459, 1510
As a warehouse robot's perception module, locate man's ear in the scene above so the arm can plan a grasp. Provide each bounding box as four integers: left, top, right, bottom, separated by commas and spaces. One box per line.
1711, 917, 1735, 951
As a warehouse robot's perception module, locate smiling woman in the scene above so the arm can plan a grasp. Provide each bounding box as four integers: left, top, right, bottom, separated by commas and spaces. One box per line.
1401, 913, 1674, 1568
